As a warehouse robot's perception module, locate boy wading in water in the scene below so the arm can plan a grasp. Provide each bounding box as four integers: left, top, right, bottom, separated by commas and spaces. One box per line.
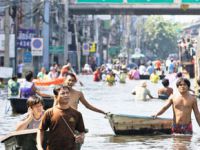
153, 78, 200, 134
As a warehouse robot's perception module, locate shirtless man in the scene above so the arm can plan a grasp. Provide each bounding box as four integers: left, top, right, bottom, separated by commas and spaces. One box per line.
54, 73, 106, 114
153, 78, 200, 134
132, 81, 154, 101
59, 63, 83, 86
158, 79, 173, 100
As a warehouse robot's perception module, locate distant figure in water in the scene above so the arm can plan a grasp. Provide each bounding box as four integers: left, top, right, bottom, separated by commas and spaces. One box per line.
132, 81, 154, 101
153, 78, 200, 134
105, 71, 116, 86
150, 70, 159, 83
20, 71, 51, 98
158, 79, 173, 100
8, 75, 20, 97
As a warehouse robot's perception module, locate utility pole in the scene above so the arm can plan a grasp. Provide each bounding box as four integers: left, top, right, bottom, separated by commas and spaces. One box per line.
64, 0, 69, 64
74, 16, 81, 73
9, 1, 18, 74
42, 0, 50, 69
4, 5, 10, 67
34, 0, 41, 73
126, 16, 131, 65
95, 17, 100, 66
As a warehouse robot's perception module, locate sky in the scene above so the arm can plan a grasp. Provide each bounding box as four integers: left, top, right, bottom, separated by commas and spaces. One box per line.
163, 15, 200, 23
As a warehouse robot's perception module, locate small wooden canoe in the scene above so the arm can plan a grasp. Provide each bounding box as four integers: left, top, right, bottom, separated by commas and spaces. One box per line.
107, 114, 173, 135
0, 129, 81, 150
8, 97, 54, 114
0, 129, 42, 150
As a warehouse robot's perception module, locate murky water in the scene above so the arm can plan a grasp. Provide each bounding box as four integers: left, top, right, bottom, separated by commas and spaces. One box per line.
0, 75, 200, 150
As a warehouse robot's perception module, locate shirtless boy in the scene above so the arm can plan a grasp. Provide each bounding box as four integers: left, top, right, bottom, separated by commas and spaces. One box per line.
54, 73, 106, 114
153, 78, 200, 134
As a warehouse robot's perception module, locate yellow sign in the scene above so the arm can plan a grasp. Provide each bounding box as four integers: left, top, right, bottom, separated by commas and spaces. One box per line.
89, 42, 96, 53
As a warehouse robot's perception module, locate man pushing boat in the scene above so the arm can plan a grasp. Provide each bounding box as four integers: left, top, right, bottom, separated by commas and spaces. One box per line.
153, 78, 200, 134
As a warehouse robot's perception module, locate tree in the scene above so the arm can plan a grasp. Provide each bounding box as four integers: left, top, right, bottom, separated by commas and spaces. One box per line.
143, 16, 182, 59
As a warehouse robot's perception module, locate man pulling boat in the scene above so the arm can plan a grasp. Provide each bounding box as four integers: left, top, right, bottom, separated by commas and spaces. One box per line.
153, 78, 200, 134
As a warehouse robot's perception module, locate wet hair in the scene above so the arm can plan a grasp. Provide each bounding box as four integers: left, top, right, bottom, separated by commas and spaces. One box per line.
176, 78, 190, 88
66, 73, 77, 82
27, 95, 44, 108
53, 85, 70, 96
176, 72, 183, 78
25, 71, 33, 81
162, 79, 169, 87
12, 75, 17, 81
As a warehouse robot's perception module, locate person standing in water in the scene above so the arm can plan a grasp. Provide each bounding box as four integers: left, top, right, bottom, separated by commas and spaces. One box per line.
153, 78, 200, 134
158, 79, 173, 100
37, 86, 85, 150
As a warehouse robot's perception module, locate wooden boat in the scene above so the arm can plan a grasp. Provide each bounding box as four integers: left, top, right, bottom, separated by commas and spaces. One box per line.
0, 129, 81, 150
139, 74, 165, 80
8, 97, 54, 114
0, 129, 43, 150
107, 114, 173, 135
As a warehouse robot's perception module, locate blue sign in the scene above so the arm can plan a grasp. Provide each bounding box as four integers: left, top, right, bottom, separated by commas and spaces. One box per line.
17, 28, 36, 49
33, 39, 42, 48
23, 52, 32, 63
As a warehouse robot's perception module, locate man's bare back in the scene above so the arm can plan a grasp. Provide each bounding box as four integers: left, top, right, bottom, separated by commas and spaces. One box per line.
158, 87, 173, 96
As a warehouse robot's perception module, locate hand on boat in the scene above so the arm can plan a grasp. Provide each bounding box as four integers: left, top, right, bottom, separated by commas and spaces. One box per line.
152, 115, 157, 119
104, 112, 112, 118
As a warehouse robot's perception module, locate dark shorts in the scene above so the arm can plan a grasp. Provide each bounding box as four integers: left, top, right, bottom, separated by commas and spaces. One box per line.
171, 123, 193, 134
158, 94, 169, 100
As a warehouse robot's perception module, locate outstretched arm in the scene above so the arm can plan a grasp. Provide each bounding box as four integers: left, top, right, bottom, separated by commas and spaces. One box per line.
193, 99, 200, 126
152, 98, 173, 118
32, 84, 53, 98
80, 92, 106, 115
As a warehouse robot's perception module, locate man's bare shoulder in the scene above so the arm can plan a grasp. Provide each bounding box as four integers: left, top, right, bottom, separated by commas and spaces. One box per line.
168, 94, 178, 103
71, 88, 80, 92
188, 93, 197, 102
71, 88, 83, 95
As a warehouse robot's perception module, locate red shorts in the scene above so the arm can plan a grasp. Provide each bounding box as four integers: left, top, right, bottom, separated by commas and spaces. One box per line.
171, 123, 193, 134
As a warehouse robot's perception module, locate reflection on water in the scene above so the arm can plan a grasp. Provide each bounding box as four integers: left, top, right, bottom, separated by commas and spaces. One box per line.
172, 135, 192, 150
0, 75, 200, 150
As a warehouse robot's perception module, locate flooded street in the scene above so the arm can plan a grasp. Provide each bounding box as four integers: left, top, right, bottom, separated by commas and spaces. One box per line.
1, 75, 200, 149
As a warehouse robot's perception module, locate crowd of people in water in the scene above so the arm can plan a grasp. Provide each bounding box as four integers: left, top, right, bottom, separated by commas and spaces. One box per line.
1, 57, 200, 149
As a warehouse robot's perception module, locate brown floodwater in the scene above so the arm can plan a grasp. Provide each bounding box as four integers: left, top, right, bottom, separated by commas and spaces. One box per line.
0, 75, 200, 150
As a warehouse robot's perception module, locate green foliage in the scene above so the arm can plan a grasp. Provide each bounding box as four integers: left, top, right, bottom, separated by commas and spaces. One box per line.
143, 16, 182, 59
